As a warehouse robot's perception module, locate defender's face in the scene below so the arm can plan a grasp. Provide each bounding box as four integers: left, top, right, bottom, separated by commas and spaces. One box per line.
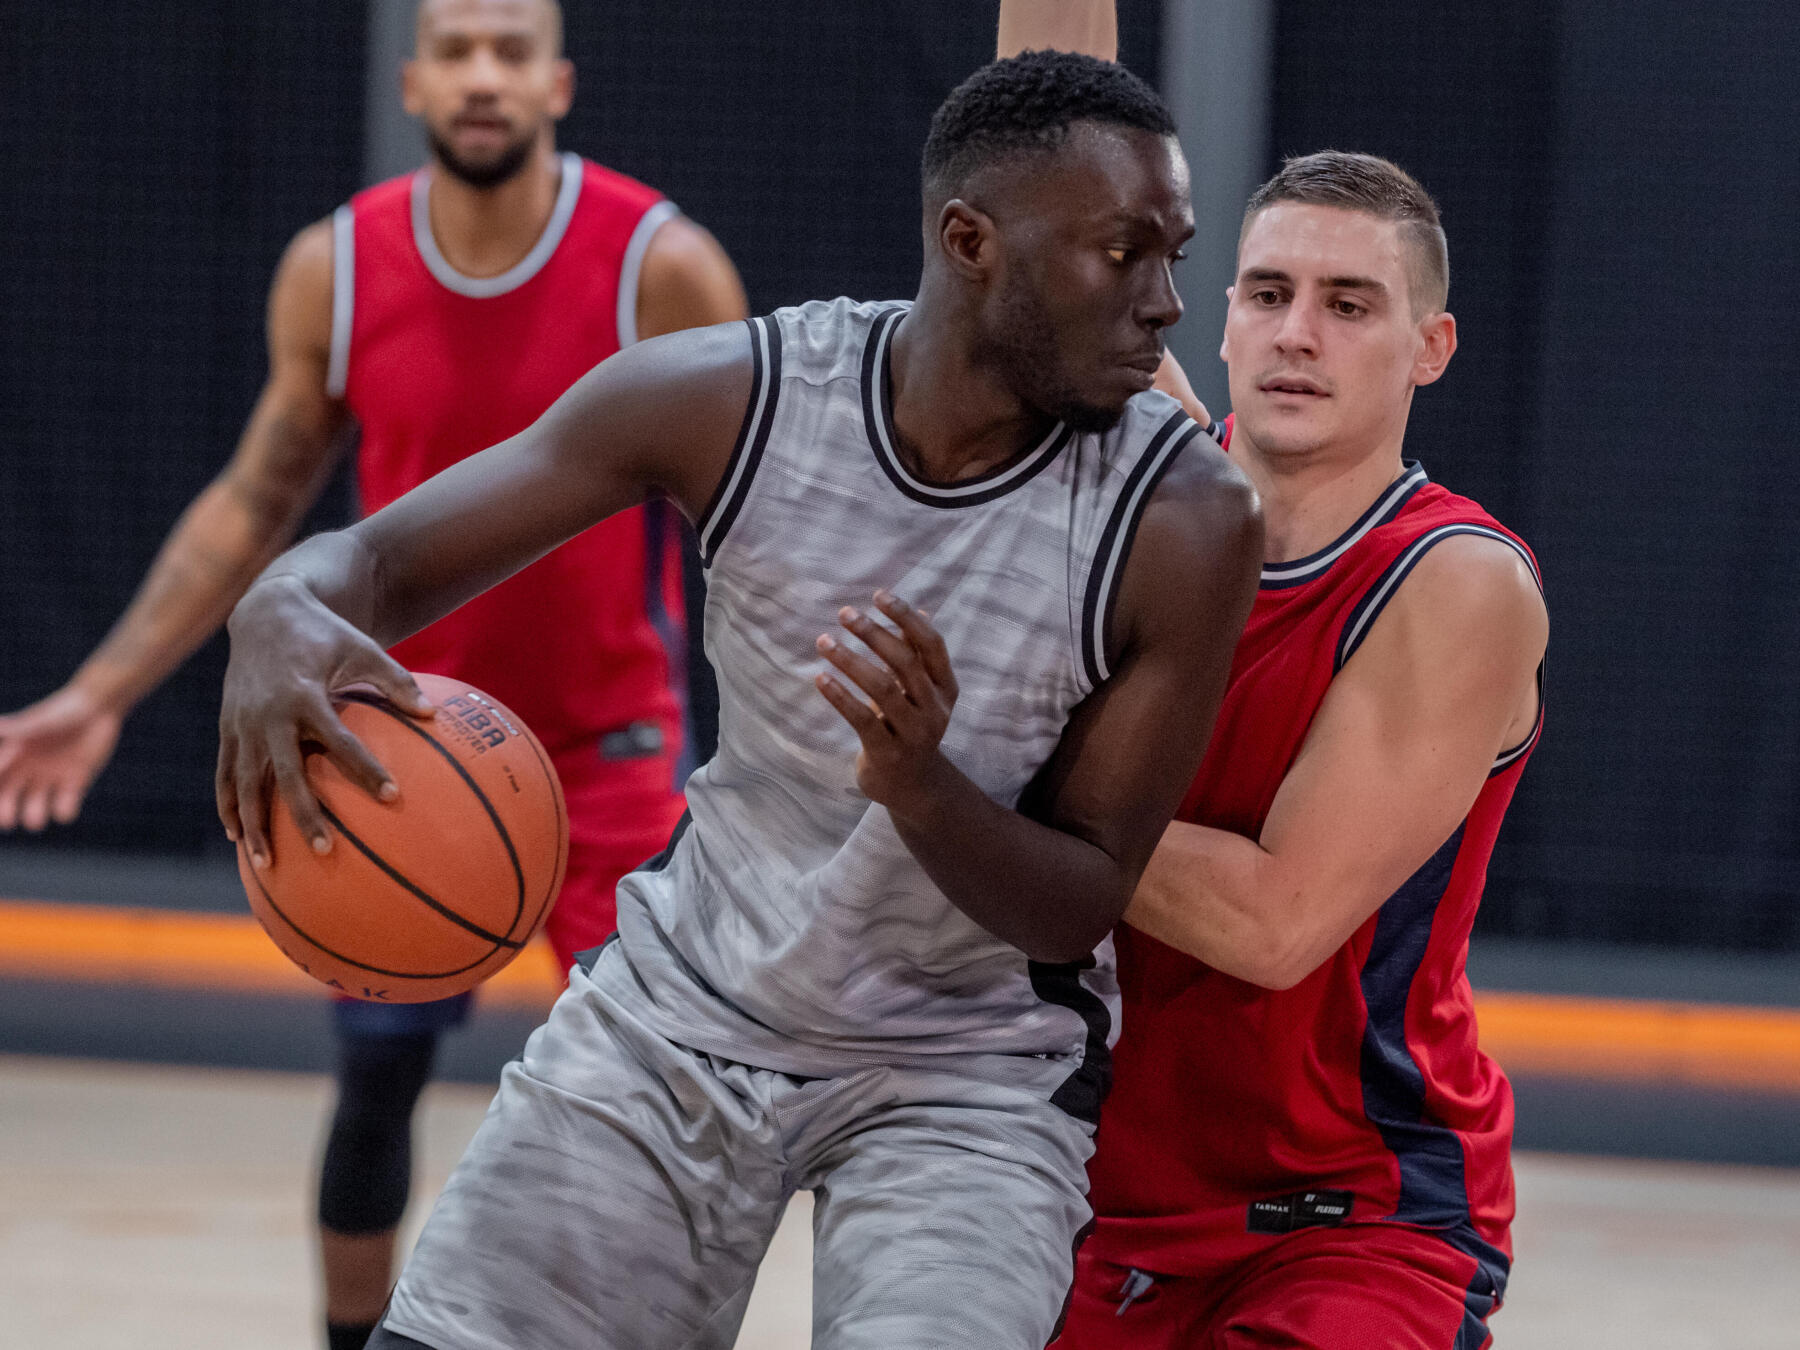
984, 125, 1192, 431
404, 0, 571, 183
1222, 202, 1451, 461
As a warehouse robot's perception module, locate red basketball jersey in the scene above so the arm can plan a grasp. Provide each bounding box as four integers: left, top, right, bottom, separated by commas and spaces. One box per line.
1087, 418, 1542, 1297
329, 155, 686, 766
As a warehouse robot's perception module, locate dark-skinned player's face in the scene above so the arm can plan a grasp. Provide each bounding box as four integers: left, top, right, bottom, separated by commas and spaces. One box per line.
403, 0, 572, 189
969, 125, 1192, 432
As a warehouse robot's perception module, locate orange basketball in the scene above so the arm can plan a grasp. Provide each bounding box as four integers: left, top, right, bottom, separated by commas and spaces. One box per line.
238, 672, 568, 1003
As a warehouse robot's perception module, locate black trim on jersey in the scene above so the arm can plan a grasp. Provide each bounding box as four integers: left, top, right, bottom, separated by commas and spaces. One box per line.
1332, 523, 1547, 775
1077, 408, 1202, 687
1491, 661, 1546, 777
1260, 462, 1428, 591
640, 808, 693, 874
1029, 956, 1113, 1126
696, 317, 782, 566
860, 307, 1072, 508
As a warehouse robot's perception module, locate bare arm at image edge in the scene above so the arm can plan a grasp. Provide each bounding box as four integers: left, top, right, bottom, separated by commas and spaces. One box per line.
0, 220, 348, 830
998, 0, 1118, 62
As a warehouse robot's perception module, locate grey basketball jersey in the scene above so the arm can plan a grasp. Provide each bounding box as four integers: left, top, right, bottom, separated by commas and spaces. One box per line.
605, 298, 1202, 1117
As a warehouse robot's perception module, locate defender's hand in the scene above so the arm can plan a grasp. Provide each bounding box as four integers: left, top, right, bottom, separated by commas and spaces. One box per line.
216, 576, 433, 869
814, 590, 959, 815
0, 686, 123, 830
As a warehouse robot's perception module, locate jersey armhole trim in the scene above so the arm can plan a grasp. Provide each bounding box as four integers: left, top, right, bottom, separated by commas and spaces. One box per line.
1332, 523, 1546, 771
327, 204, 354, 399
615, 199, 682, 349
1077, 408, 1202, 687
696, 316, 782, 566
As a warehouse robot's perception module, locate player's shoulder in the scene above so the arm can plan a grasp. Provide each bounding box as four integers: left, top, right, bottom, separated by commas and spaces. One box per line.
1115, 392, 1258, 523
270, 216, 336, 316
1400, 528, 1545, 633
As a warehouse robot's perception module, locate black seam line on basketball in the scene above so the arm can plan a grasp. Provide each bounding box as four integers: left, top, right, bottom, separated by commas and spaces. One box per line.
336, 692, 529, 939
246, 855, 504, 981
698, 316, 780, 566
1077, 407, 1196, 687
496, 690, 569, 939
1259, 463, 1428, 591
860, 309, 1072, 509
1333, 524, 1532, 674
315, 799, 525, 950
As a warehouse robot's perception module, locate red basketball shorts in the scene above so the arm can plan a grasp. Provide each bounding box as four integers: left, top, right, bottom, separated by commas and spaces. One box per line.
541, 742, 686, 974
1058, 1223, 1501, 1350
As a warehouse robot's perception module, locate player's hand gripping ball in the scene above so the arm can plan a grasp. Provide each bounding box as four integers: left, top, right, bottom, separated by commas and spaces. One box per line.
238, 673, 568, 1002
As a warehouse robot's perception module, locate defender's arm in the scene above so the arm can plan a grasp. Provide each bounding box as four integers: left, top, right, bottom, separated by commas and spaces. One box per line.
1125, 536, 1547, 989
998, 0, 1117, 61
0, 220, 347, 830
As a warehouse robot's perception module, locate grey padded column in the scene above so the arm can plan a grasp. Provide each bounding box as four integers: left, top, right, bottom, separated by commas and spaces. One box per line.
1160, 0, 1275, 418
365, 0, 427, 185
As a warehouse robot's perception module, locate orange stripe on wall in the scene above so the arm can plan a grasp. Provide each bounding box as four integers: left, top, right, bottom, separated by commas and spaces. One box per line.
0, 898, 562, 1012
1476, 990, 1800, 1093
3, 898, 1799, 1092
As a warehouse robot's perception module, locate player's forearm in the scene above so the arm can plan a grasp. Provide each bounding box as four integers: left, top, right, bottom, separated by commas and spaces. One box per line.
69, 476, 306, 714
1124, 820, 1326, 989
998, 0, 1117, 60
887, 754, 1134, 964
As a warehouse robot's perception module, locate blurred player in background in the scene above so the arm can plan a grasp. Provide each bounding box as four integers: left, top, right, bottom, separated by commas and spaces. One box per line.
1003, 6, 1548, 1347
0, 2, 746, 1347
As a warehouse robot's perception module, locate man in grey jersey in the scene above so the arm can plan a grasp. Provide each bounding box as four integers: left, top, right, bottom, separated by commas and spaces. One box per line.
218, 52, 1261, 1350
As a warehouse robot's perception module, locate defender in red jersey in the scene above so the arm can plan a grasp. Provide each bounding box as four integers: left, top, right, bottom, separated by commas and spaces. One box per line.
0, 3, 746, 1345
1072, 159, 1545, 1350
997, 14, 1544, 1344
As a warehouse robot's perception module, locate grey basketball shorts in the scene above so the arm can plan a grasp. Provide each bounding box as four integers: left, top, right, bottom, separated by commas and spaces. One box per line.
381, 942, 1097, 1349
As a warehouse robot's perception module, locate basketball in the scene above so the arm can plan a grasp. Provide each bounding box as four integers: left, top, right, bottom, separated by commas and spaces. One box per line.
238, 672, 568, 1003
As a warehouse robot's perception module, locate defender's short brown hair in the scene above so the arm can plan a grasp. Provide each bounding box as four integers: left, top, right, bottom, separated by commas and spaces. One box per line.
1243, 151, 1449, 315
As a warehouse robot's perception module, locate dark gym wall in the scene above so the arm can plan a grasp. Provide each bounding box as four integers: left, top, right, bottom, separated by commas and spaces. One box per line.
1268, 1, 1800, 948
0, 4, 368, 855
0, 2, 1159, 855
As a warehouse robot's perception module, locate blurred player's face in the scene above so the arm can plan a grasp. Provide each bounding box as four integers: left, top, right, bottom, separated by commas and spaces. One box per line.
974, 125, 1191, 432
1221, 202, 1455, 462
404, 0, 573, 189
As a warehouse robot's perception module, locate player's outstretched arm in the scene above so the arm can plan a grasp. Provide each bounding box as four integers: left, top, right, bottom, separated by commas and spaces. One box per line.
818, 445, 1261, 964
0, 220, 347, 832
998, 0, 1117, 61
217, 321, 752, 867
1125, 536, 1548, 988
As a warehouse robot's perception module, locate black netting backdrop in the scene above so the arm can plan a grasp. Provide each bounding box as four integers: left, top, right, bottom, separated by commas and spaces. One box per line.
0, 1, 1159, 857
1, 4, 366, 855
9, 2, 1796, 957
1270, 0, 1800, 949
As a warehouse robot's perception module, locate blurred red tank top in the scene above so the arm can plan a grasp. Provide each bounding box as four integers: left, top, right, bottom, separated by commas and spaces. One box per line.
330, 155, 685, 766
1088, 416, 1542, 1295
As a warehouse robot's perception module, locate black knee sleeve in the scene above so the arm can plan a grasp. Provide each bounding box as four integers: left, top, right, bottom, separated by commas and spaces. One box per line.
318, 1031, 438, 1234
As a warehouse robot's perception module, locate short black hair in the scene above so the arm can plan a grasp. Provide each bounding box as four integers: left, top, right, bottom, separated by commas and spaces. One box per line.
922, 50, 1176, 203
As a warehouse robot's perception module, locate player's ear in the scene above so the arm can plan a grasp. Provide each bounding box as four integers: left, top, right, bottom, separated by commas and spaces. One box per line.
548, 57, 575, 120
400, 57, 423, 116
1218, 286, 1235, 364
936, 200, 999, 282
1412, 310, 1457, 388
